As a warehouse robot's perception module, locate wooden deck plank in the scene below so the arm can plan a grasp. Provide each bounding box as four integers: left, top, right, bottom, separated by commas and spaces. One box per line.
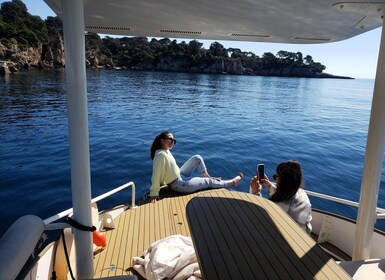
169, 196, 178, 235
203, 191, 257, 279
186, 190, 352, 280
97, 213, 123, 277
170, 192, 192, 236
217, 191, 287, 279
94, 218, 112, 276
158, 198, 169, 239
117, 208, 130, 274
94, 189, 196, 278
164, 199, 171, 237
124, 206, 141, 275
187, 196, 228, 279
207, 191, 296, 279
94, 188, 350, 280
111, 211, 128, 277
137, 202, 146, 264
143, 201, 151, 251
237, 192, 330, 279
245, 191, 349, 279
117, 209, 132, 274
256, 195, 345, 280
234, 191, 308, 279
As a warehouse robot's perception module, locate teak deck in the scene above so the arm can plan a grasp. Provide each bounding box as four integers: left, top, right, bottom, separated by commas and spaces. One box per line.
93, 188, 351, 279
186, 190, 352, 280
93, 188, 198, 278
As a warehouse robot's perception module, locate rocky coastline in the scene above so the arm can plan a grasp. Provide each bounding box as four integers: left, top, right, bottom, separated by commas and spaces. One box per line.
0, 42, 353, 79
0, 1, 352, 79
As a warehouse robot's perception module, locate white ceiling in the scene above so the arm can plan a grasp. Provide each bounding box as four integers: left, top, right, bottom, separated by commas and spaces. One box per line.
44, 0, 385, 44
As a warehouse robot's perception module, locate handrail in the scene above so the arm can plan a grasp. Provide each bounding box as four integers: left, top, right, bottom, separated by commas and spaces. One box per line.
44, 181, 136, 225
305, 190, 385, 219
378, 213, 385, 219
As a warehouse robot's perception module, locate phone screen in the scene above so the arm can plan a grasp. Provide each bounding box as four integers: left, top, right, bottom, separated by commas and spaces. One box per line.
257, 164, 264, 183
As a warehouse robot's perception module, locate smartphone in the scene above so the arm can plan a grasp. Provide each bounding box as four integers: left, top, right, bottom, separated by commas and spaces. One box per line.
257, 164, 265, 183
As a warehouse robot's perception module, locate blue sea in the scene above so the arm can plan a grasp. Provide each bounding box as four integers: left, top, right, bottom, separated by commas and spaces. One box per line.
1, 69, 385, 237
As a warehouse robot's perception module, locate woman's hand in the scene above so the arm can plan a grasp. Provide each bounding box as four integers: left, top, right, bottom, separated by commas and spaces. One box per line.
261, 175, 272, 187
250, 174, 272, 194
149, 196, 160, 203
250, 176, 262, 194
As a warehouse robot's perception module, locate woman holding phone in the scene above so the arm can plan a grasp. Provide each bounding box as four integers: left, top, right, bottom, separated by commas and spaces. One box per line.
149, 131, 243, 203
250, 160, 312, 233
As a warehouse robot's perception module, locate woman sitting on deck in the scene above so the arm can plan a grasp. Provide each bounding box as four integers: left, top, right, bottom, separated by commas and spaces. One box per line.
250, 160, 312, 233
149, 131, 243, 203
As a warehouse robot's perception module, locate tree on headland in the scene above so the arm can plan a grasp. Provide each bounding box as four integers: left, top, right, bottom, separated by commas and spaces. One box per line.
0, 0, 48, 48
1, 0, 340, 78
207, 42, 228, 58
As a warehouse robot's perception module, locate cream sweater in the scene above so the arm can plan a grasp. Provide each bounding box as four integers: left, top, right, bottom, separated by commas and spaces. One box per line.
149, 149, 180, 196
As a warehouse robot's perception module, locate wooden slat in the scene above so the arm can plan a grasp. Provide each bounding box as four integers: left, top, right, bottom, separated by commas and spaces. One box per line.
93, 189, 206, 278
170, 192, 193, 236
94, 188, 351, 279
255, 195, 346, 280
186, 190, 352, 280
210, 191, 291, 279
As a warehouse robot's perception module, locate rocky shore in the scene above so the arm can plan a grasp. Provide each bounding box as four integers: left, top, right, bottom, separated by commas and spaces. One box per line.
0, 42, 352, 79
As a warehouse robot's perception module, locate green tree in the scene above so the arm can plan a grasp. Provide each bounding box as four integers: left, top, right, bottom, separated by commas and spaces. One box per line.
46, 16, 63, 37
310, 62, 326, 73
277, 50, 297, 65
0, 20, 17, 42
304, 55, 314, 65
85, 32, 103, 50
0, 0, 27, 23
241, 52, 260, 68
102, 36, 120, 56
187, 40, 203, 57
228, 48, 242, 58
295, 52, 303, 66
24, 15, 48, 43
261, 52, 278, 68
208, 42, 228, 58
170, 39, 186, 56
158, 38, 171, 46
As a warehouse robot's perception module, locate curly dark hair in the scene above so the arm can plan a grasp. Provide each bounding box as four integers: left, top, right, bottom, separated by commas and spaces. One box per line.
150, 131, 172, 160
270, 160, 303, 203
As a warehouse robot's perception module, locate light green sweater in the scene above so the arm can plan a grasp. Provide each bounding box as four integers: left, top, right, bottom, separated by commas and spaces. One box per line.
149, 149, 180, 196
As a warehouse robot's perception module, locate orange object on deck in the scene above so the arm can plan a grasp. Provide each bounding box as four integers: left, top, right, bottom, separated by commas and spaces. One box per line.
93, 231, 107, 247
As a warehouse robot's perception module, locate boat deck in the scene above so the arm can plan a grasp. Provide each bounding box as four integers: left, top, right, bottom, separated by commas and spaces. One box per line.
93, 188, 351, 279
94, 187, 197, 278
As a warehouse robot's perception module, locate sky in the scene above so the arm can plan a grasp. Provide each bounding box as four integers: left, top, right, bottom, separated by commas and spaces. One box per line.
4, 0, 383, 79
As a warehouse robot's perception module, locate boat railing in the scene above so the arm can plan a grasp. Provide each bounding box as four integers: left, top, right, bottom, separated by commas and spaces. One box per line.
305, 190, 385, 219
44, 181, 136, 227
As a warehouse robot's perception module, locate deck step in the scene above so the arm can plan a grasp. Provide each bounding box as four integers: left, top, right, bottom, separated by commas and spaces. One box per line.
311, 232, 351, 261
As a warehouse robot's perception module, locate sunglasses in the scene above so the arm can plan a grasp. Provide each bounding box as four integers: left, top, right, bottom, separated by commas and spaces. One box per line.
164, 137, 177, 144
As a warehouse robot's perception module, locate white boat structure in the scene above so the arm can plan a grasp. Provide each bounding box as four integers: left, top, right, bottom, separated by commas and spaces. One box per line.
1, 0, 385, 279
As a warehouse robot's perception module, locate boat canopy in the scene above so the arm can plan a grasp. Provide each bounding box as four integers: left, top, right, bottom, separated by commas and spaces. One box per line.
44, 0, 384, 43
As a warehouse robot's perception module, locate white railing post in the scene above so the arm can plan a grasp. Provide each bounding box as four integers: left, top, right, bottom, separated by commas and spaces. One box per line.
353, 22, 385, 260
61, 0, 94, 277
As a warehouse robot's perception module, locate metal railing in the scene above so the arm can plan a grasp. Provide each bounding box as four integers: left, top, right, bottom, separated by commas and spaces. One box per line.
44, 181, 136, 227
305, 190, 385, 219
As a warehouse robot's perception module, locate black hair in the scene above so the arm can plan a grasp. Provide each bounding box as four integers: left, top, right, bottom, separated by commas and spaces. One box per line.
270, 160, 303, 203
150, 131, 172, 160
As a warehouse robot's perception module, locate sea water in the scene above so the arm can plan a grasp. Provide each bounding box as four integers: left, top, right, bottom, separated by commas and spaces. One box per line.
1, 69, 384, 236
